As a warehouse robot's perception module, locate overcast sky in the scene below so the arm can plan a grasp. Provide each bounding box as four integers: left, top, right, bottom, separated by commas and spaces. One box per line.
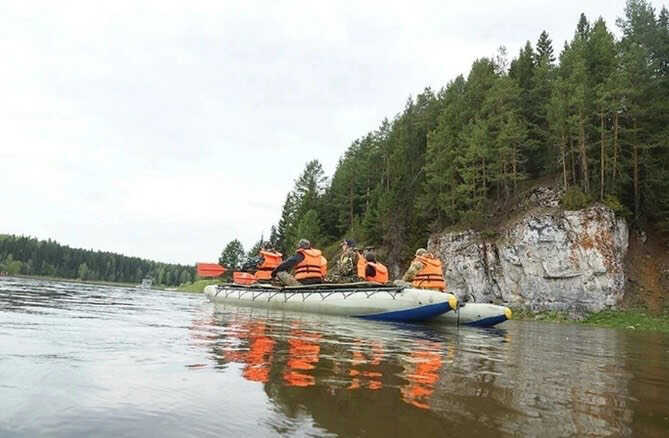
1, 0, 664, 265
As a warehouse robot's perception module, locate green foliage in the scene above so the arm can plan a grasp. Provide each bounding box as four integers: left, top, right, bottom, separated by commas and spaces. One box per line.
276, 160, 326, 253
583, 309, 669, 332
264, 1, 669, 268
179, 269, 192, 284
480, 230, 499, 241
246, 236, 264, 259
2, 254, 23, 276
603, 195, 631, 217
176, 279, 221, 293
219, 239, 245, 270
561, 187, 592, 210
0, 235, 193, 286
77, 262, 89, 280
536, 30, 556, 64
295, 209, 322, 247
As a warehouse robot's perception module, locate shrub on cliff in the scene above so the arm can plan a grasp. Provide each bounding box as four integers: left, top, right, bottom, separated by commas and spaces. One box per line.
603, 195, 632, 218
561, 187, 592, 210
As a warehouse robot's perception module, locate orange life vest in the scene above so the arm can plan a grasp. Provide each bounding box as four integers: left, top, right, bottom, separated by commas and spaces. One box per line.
255, 250, 283, 281
411, 255, 445, 291
366, 262, 389, 283
357, 257, 389, 283
233, 271, 256, 285
294, 248, 325, 281
357, 255, 366, 279
320, 256, 328, 277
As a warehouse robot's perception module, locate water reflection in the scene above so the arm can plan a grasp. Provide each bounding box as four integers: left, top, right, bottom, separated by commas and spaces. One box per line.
197, 311, 451, 413
191, 306, 669, 438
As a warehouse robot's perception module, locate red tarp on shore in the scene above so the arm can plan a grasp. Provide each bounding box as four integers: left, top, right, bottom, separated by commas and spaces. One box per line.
196, 263, 226, 278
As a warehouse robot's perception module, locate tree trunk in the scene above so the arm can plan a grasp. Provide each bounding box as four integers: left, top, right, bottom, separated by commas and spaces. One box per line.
512, 145, 518, 193
561, 135, 568, 190
633, 120, 640, 221
349, 183, 354, 227
612, 112, 619, 187
579, 110, 589, 193
482, 157, 486, 192
482, 156, 487, 200
600, 111, 605, 201
385, 154, 390, 192
451, 174, 456, 212
472, 165, 478, 208
570, 136, 577, 186
502, 160, 509, 201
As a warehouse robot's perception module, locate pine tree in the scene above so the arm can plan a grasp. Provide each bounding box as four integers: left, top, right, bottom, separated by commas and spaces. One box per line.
577, 13, 591, 40
246, 235, 264, 259
276, 192, 297, 254
219, 239, 245, 270
536, 30, 556, 64
295, 210, 322, 247
587, 18, 617, 199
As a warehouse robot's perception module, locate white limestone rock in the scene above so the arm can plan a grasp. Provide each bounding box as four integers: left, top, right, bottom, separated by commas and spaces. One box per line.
428, 190, 628, 316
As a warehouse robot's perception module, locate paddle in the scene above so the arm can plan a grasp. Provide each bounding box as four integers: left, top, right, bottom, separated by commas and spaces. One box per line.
196, 263, 226, 278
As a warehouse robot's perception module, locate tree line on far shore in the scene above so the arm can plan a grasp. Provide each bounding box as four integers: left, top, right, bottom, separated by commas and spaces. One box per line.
0, 234, 195, 286
222, 1, 668, 270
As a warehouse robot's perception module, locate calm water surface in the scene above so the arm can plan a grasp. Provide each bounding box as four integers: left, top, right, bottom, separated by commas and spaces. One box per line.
1, 277, 668, 437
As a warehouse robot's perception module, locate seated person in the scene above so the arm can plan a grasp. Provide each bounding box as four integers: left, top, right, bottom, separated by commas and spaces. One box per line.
254, 245, 283, 282
396, 248, 445, 291
326, 239, 359, 283
271, 239, 325, 286
357, 251, 389, 284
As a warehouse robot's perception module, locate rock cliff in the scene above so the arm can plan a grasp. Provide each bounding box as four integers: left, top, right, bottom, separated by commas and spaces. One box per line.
428, 187, 629, 316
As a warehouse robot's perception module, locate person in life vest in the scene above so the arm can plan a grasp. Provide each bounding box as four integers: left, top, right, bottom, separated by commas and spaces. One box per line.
254, 244, 283, 282
271, 239, 326, 286
356, 251, 389, 284
398, 248, 446, 291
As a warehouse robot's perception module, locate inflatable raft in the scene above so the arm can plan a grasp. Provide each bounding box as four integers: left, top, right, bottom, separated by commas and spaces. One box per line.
204, 283, 457, 323
436, 302, 512, 327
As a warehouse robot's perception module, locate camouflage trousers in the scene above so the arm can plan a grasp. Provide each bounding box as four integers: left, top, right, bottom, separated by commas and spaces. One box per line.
276, 271, 300, 286
325, 272, 360, 284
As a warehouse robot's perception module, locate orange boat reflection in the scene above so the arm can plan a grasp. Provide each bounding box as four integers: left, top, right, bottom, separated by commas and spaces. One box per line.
283, 328, 321, 387
242, 323, 275, 383
400, 341, 444, 410
348, 340, 385, 390
197, 315, 448, 411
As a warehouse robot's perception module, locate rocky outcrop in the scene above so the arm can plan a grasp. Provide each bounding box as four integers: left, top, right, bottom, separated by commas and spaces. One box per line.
428, 188, 629, 316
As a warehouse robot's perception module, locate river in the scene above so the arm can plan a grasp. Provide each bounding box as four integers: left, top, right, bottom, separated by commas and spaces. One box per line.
1, 277, 668, 437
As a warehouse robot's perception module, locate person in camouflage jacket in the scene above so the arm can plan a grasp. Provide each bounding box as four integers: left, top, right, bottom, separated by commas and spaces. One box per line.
326, 239, 360, 283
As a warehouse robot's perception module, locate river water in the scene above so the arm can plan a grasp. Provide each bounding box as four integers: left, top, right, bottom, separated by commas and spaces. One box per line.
1, 277, 668, 437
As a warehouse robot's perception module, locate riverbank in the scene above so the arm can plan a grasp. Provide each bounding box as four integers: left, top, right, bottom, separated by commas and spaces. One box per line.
175, 279, 220, 293
513, 307, 669, 333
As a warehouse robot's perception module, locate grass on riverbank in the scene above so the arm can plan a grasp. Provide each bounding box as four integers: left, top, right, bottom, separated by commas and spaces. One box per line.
511, 308, 572, 322
512, 307, 669, 332
175, 279, 221, 293
582, 310, 669, 333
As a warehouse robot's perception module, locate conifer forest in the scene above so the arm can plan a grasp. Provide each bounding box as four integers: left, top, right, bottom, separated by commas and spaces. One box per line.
240, 1, 669, 269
